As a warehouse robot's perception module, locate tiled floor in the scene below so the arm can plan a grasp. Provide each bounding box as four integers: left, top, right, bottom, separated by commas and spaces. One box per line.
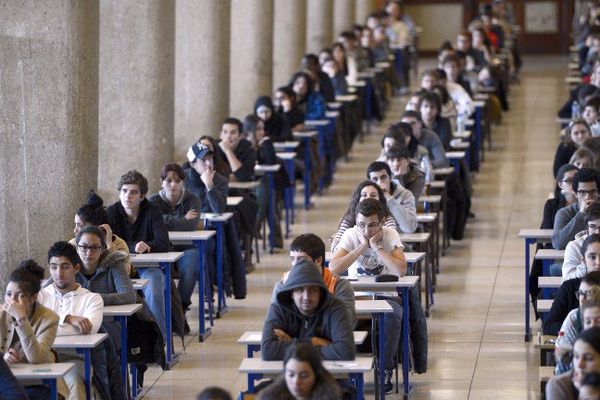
141, 55, 568, 399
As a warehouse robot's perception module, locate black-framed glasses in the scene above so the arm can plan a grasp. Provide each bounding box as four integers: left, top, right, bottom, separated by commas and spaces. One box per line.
577, 289, 591, 298
577, 189, 598, 198
77, 244, 103, 253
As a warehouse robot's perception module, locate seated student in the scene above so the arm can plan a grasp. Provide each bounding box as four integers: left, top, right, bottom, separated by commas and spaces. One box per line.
321, 57, 348, 97
197, 135, 232, 177
544, 271, 600, 336
405, 90, 425, 112
442, 55, 472, 96
432, 84, 458, 121
74, 225, 136, 305
218, 117, 257, 183
338, 30, 371, 79
301, 53, 335, 103
420, 91, 453, 149
272, 234, 356, 327
367, 161, 418, 234
372, 24, 393, 63
542, 164, 579, 230
1, 261, 60, 397
274, 86, 305, 133
289, 71, 326, 121
71, 190, 132, 275
329, 198, 406, 393
553, 120, 592, 178
38, 241, 104, 400
244, 114, 276, 165
455, 30, 487, 72
0, 356, 28, 400
555, 285, 600, 375
331, 181, 398, 251
437, 67, 474, 117
564, 210, 600, 281
580, 372, 600, 400
106, 170, 169, 340
260, 259, 355, 361
254, 96, 291, 143
546, 327, 600, 400
401, 110, 449, 169
385, 144, 426, 202
184, 142, 228, 213
571, 147, 597, 170
553, 168, 600, 250
379, 122, 434, 182
148, 163, 201, 318
257, 343, 343, 400
583, 97, 600, 137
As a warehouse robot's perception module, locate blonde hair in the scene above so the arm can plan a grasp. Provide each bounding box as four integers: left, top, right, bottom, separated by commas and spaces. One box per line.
570, 147, 596, 169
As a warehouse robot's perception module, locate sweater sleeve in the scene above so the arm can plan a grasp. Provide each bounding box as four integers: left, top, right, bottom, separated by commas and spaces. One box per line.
318, 300, 356, 360
162, 195, 201, 231
562, 239, 583, 281
232, 146, 257, 182
147, 207, 170, 252
334, 279, 357, 329
552, 208, 586, 250
102, 263, 137, 305
207, 175, 228, 213
331, 220, 350, 251
261, 304, 298, 361
388, 188, 418, 233
17, 310, 59, 364
426, 135, 449, 168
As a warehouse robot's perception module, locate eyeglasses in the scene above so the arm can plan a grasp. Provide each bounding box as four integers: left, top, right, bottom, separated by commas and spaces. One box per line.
357, 221, 381, 229
589, 223, 600, 232
577, 189, 598, 198
77, 245, 103, 253
577, 289, 592, 298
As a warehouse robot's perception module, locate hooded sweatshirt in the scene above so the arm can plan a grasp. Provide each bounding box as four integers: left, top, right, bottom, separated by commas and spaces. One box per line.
562, 230, 588, 282
261, 260, 355, 361
254, 96, 291, 143
388, 179, 418, 233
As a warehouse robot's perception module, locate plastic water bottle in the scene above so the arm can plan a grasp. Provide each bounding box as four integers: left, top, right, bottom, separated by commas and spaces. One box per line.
457, 112, 465, 133
572, 100, 581, 119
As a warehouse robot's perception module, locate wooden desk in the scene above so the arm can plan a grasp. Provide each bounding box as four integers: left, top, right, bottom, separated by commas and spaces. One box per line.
168, 230, 217, 341
11, 362, 75, 400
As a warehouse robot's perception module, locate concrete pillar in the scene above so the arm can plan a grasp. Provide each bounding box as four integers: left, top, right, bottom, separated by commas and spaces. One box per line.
334, 0, 356, 35
98, 1, 175, 201
0, 1, 99, 285
273, 0, 307, 89
229, 0, 274, 119
306, 0, 334, 53
355, 0, 377, 24
175, 0, 230, 160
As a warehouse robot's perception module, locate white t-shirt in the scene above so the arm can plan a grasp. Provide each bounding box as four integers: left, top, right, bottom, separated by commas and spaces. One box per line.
337, 226, 404, 277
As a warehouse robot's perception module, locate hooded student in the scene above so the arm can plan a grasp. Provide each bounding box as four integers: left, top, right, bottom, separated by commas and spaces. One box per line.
254, 95, 291, 143
261, 259, 355, 361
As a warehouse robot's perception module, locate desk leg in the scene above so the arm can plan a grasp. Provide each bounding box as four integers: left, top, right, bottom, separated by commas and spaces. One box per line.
378, 313, 386, 400
401, 287, 411, 399
44, 379, 57, 400
161, 262, 178, 369
474, 107, 482, 171
267, 172, 276, 253
113, 315, 129, 397
79, 348, 92, 400
196, 240, 212, 341
215, 222, 228, 317
303, 138, 311, 210
525, 238, 532, 342
316, 126, 326, 195
350, 373, 364, 400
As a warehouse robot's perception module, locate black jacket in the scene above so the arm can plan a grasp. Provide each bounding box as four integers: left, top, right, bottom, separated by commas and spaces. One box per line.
106, 199, 169, 253
183, 167, 228, 213
553, 142, 577, 178
217, 139, 257, 182
542, 277, 580, 336
431, 117, 453, 150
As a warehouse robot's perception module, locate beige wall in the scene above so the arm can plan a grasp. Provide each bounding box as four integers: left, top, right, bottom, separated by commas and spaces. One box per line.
405, 4, 463, 51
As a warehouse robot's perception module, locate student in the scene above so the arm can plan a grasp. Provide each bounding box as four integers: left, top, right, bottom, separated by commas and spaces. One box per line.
184, 142, 228, 214
289, 71, 326, 120
401, 110, 449, 169
244, 114, 277, 165
106, 170, 169, 340
301, 53, 335, 103
331, 180, 398, 251
329, 198, 406, 393
420, 91, 453, 149
261, 258, 355, 362
274, 86, 305, 133
385, 144, 426, 201
38, 241, 104, 400
367, 161, 418, 233
546, 327, 600, 400
554, 120, 592, 178
321, 58, 348, 97
378, 123, 433, 182
455, 30, 487, 71
442, 55, 472, 96
257, 343, 343, 400
583, 97, 600, 137
571, 147, 597, 170
542, 164, 579, 230
405, 90, 425, 112
218, 117, 257, 182
272, 234, 356, 327
197, 135, 231, 177
148, 163, 202, 317
0, 357, 28, 400
432, 84, 458, 121
437, 67, 474, 117
553, 168, 600, 250
254, 96, 290, 143
331, 42, 349, 77
544, 271, 600, 336
1, 261, 60, 398
563, 204, 600, 281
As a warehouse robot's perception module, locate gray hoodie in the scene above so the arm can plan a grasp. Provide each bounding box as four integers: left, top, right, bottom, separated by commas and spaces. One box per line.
388, 179, 418, 233
552, 203, 586, 250
147, 189, 201, 231
562, 230, 588, 282
261, 260, 355, 361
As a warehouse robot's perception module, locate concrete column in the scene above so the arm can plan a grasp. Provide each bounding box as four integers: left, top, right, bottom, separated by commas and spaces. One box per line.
273, 0, 307, 89
334, 0, 356, 35
0, 1, 99, 284
355, 0, 377, 24
98, 1, 175, 201
229, 0, 274, 119
175, 0, 230, 159
306, 0, 334, 53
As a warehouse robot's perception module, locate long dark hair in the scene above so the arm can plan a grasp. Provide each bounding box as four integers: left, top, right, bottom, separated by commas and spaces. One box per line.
198, 135, 231, 176
8, 260, 45, 297
554, 163, 578, 200
339, 180, 391, 228
283, 343, 336, 391
77, 190, 108, 226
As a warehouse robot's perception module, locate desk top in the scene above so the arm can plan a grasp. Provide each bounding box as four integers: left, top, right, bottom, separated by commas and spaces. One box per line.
273, 141, 300, 149
276, 152, 296, 160
169, 230, 216, 241
538, 276, 561, 288
227, 196, 243, 206
11, 362, 75, 379
417, 213, 437, 223
104, 303, 142, 316
375, 61, 391, 68
201, 212, 235, 222
565, 76, 581, 84
446, 151, 466, 159
474, 93, 489, 101
130, 252, 183, 264
427, 180, 446, 189
53, 333, 108, 349
255, 164, 281, 173
132, 278, 148, 290
534, 249, 565, 260
537, 299, 553, 313
348, 80, 367, 87
356, 300, 394, 314
433, 167, 454, 176
453, 130, 472, 139
229, 180, 261, 190
326, 111, 340, 118
450, 140, 470, 150
348, 276, 419, 291
327, 101, 342, 109
305, 119, 330, 127
335, 95, 358, 102
473, 100, 486, 108
239, 357, 373, 374
419, 195, 442, 203
517, 229, 554, 239
238, 331, 368, 345
325, 251, 424, 264
293, 130, 318, 138
399, 232, 431, 243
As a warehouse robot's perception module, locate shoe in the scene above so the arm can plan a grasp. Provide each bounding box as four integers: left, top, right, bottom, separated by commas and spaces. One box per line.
384, 369, 394, 394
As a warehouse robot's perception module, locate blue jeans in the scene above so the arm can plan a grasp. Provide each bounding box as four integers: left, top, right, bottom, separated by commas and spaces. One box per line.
177, 247, 199, 310
139, 268, 166, 341
384, 297, 403, 370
